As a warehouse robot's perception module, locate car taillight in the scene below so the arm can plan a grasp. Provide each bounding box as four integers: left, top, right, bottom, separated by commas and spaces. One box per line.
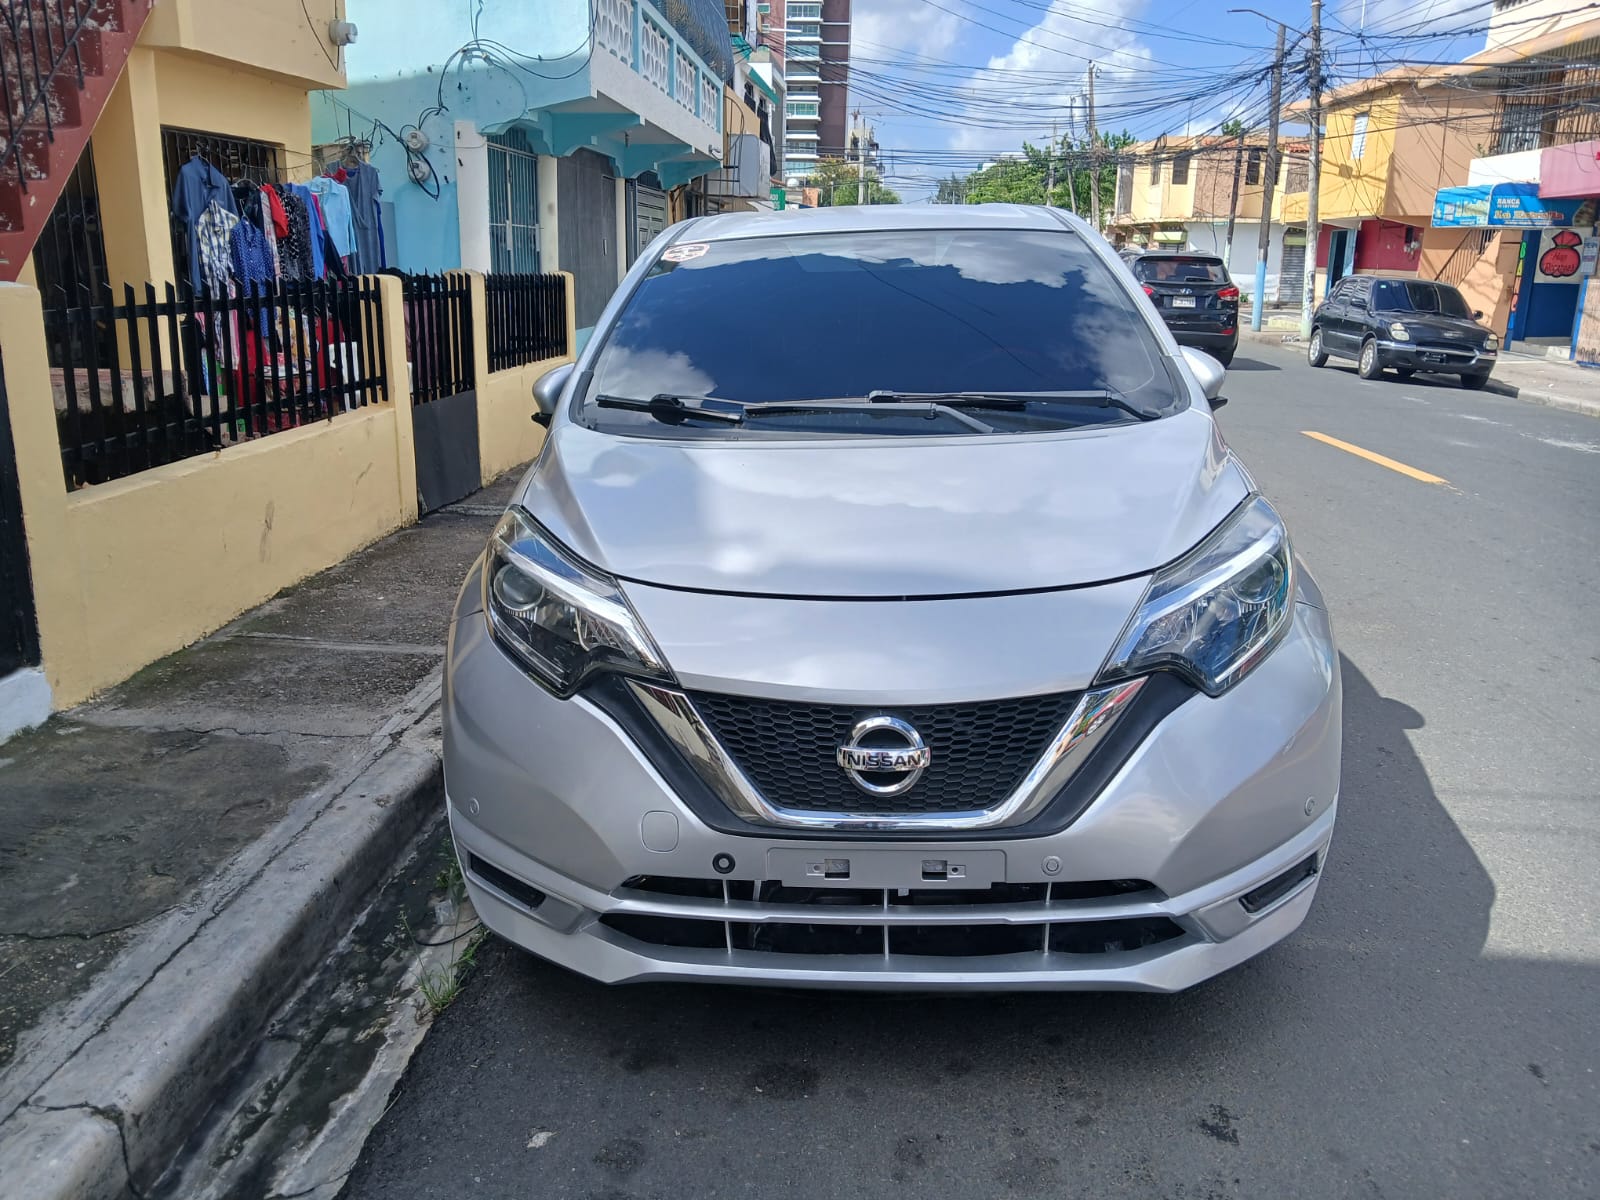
1218, 285, 1241, 301
1142, 285, 1155, 297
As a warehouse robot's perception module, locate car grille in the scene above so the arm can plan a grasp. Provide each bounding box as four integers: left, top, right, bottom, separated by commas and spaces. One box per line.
686, 691, 1082, 815
601, 875, 1184, 959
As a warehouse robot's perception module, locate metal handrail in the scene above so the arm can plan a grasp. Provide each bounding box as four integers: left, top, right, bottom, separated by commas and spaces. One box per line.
0, 0, 96, 198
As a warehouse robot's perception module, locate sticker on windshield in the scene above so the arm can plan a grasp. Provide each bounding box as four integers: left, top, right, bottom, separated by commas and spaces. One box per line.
662, 242, 709, 263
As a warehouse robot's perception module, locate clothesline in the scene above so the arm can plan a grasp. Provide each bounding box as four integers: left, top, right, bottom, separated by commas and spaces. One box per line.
170, 152, 387, 298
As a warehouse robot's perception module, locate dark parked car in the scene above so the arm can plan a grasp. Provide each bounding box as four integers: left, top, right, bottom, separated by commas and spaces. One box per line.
1127, 252, 1240, 366
1308, 275, 1498, 388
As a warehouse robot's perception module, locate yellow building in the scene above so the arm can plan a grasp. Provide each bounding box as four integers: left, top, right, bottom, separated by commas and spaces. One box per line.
1112, 135, 1309, 303
0, 1, 575, 730
1282, 68, 1498, 303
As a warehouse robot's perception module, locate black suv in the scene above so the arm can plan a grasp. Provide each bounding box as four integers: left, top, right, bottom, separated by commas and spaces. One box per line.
1309, 275, 1499, 388
1127, 252, 1240, 366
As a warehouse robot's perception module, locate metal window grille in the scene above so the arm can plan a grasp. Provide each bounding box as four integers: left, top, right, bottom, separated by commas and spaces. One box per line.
488, 130, 540, 274
1245, 149, 1262, 187
42, 277, 387, 490
1171, 153, 1190, 186
485, 273, 569, 373
396, 273, 475, 405
160, 126, 283, 293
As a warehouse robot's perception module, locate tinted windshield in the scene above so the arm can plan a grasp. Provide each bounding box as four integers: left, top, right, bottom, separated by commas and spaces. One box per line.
1372, 279, 1472, 318
1133, 256, 1229, 284
585, 228, 1180, 435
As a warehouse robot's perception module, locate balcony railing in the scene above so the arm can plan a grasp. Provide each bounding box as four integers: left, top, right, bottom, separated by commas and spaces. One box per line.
593, 0, 724, 132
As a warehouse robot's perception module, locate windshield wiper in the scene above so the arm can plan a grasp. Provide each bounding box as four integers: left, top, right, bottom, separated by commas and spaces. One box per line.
865, 389, 1159, 421
593, 393, 745, 425
594, 393, 998, 433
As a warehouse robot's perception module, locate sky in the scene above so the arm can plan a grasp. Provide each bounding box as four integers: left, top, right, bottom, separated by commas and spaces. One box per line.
842, 0, 1499, 200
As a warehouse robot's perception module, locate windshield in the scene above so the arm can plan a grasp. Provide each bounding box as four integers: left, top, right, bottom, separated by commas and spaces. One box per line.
1133, 256, 1229, 284
1372, 279, 1473, 318
584, 228, 1181, 436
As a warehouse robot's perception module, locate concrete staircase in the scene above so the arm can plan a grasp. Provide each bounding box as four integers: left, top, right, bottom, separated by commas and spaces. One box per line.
0, 0, 155, 280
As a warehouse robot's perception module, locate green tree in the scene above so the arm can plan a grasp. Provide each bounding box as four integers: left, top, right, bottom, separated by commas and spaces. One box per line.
804, 157, 902, 206
957, 130, 1134, 222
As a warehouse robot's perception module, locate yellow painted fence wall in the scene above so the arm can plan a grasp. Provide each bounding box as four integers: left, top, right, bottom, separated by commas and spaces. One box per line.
0, 272, 572, 709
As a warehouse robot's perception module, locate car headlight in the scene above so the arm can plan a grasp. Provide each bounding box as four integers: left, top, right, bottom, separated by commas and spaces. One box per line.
1388, 321, 1410, 340
1485, 333, 1499, 352
483, 507, 671, 697
1097, 496, 1295, 697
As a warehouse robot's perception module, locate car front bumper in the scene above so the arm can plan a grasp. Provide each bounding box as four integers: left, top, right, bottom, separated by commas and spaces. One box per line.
443, 584, 1343, 993
1375, 339, 1495, 375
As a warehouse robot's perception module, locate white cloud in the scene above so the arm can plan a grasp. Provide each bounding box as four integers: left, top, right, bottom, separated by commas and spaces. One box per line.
853, 0, 963, 61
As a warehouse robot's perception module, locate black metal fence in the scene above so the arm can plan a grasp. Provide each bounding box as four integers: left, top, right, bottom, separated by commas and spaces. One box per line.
484, 273, 569, 373
397, 272, 474, 404
42, 277, 388, 490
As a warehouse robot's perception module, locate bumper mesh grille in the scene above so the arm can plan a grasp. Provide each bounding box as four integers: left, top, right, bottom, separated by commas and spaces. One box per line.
686, 690, 1081, 815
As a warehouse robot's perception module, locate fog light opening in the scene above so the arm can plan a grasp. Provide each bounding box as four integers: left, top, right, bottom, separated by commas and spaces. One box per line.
1239, 854, 1319, 915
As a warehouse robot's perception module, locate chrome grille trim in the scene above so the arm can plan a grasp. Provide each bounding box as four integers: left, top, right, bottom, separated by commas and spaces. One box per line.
627, 677, 1148, 832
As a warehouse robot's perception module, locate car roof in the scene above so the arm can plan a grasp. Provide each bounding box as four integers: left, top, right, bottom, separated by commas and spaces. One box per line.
673, 203, 1089, 243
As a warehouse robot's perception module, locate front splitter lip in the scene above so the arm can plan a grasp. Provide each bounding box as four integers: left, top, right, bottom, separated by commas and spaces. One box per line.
448, 798, 1337, 993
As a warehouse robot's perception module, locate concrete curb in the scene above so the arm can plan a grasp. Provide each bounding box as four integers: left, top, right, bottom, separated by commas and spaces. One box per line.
1485, 379, 1600, 419
0, 699, 444, 1200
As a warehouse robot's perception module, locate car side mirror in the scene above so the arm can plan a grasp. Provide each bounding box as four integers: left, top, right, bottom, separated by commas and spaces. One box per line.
532, 362, 575, 428
1180, 345, 1227, 401
1473, 309, 1484, 320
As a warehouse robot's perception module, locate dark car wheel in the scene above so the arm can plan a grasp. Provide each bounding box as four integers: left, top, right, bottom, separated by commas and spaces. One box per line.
1460, 373, 1490, 390
1215, 346, 1236, 367
1395, 368, 1415, 379
1308, 328, 1328, 368
1357, 338, 1384, 380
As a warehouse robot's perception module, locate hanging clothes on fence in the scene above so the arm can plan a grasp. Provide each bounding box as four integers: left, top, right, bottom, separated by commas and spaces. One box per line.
345, 162, 385, 273
171, 155, 238, 293
275, 186, 317, 282
195, 200, 240, 297
289, 183, 327, 281
309, 175, 356, 265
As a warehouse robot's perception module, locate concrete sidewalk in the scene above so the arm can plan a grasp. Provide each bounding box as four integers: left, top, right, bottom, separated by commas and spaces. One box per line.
0, 468, 523, 1199
1239, 328, 1599, 418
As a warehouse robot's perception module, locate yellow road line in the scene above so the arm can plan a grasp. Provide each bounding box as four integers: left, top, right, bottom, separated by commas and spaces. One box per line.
1300, 431, 1449, 485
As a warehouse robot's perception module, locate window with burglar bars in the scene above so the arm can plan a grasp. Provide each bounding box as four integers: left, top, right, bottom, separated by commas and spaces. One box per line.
397, 274, 476, 405
488, 130, 540, 274
160, 127, 283, 293
42, 278, 387, 491
485, 274, 570, 373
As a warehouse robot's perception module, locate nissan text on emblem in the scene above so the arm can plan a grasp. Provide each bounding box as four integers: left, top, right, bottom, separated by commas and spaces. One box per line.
836, 715, 932, 796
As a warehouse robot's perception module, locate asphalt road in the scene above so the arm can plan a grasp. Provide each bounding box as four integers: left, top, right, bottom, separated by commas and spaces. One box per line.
338, 345, 1600, 1200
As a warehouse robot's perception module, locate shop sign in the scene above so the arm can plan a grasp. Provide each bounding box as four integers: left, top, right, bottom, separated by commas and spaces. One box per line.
1534, 227, 1599, 284
1433, 182, 1594, 228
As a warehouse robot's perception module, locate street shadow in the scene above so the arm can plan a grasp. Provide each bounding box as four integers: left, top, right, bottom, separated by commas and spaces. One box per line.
1224, 356, 1281, 372
343, 656, 1598, 1200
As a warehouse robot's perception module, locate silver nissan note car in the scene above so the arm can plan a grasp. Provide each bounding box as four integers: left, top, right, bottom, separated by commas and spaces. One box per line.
444, 205, 1341, 992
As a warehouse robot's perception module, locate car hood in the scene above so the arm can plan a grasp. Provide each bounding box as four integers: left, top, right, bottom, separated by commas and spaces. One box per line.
1389, 311, 1490, 345
516, 408, 1252, 598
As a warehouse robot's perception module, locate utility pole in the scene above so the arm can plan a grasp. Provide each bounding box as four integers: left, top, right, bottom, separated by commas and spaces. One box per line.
854, 108, 867, 205
1086, 63, 1100, 232
1046, 119, 1057, 207
1253, 21, 1285, 332
1300, 0, 1323, 340
1223, 129, 1246, 270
